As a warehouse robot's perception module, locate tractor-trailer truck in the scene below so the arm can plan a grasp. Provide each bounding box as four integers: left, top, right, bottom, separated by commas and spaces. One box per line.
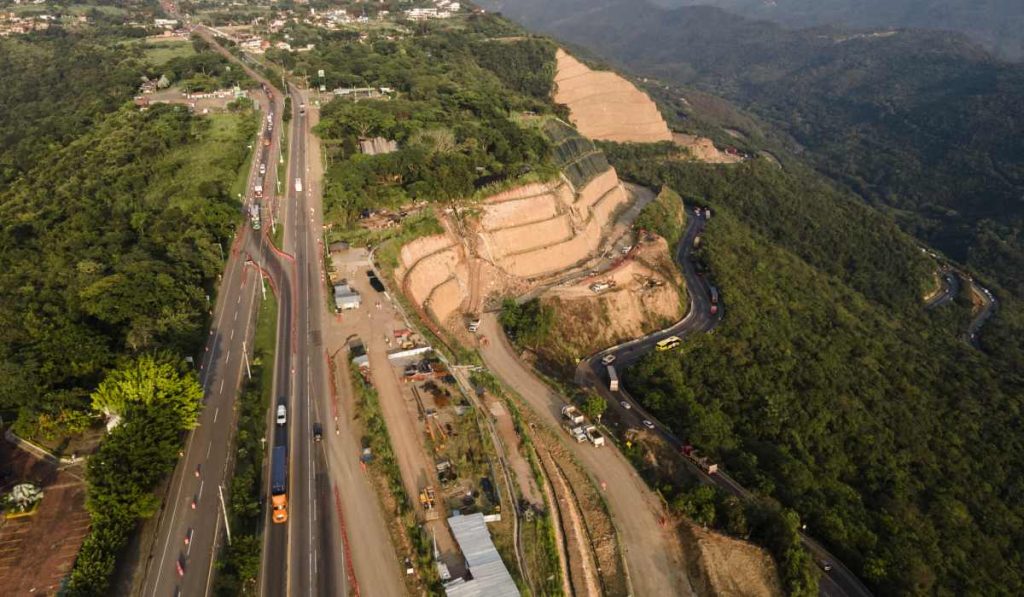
271, 445, 289, 523
607, 365, 619, 392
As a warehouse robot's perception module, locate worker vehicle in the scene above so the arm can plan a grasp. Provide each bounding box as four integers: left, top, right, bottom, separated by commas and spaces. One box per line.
584, 425, 605, 447
561, 405, 584, 424
271, 446, 288, 523
655, 336, 682, 351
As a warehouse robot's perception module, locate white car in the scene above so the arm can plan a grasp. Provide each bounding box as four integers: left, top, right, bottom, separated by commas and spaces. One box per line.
642, 419, 655, 430
601, 354, 617, 365
276, 404, 287, 426
620, 400, 631, 410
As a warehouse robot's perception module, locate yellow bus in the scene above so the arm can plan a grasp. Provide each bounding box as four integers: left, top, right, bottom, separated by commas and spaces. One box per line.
655, 336, 682, 351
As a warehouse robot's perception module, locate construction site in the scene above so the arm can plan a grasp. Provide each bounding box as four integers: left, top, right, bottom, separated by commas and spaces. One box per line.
330, 45, 783, 596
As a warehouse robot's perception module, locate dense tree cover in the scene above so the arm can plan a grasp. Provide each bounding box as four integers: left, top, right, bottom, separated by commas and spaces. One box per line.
155, 38, 254, 91
91, 353, 202, 427
0, 103, 254, 423
634, 184, 685, 247
620, 189, 1024, 593
483, 0, 1024, 301
604, 144, 934, 311
499, 298, 555, 348
295, 22, 558, 226
66, 356, 201, 595
472, 38, 557, 100
0, 32, 142, 187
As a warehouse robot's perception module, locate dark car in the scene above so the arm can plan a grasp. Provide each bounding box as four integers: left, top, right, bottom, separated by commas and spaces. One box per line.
367, 270, 386, 292
313, 422, 323, 442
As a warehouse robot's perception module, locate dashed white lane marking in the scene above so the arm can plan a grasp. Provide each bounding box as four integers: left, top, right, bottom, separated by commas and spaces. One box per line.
207, 442, 213, 458
219, 379, 225, 394
213, 407, 219, 423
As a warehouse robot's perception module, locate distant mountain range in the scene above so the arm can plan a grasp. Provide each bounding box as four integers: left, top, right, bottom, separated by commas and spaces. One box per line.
480, 0, 1024, 299
650, 0, 1024, 60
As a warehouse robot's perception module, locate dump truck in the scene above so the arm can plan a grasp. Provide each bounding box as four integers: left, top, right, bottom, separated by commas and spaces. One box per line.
607, 365, 619, 392
271, 446, 289, 523
561, 405, 584, 425
584, 425, 605, 447
682, 444, 718, 475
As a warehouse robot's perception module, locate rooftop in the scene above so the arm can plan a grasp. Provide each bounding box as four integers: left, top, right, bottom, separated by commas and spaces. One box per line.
444, 513, 519, 597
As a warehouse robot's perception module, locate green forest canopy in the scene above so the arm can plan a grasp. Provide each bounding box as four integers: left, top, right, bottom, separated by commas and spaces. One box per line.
611, 153, 1024, 595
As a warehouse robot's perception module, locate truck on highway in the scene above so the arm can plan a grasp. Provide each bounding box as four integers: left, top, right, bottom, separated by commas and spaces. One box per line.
561, 405, 584, 425
271, 445, 288, 523
249, 203, 261, 230
682, 444, 718, 475
254, 183, 263, 199
295, 178, 303, 193
607, 365, 619, 392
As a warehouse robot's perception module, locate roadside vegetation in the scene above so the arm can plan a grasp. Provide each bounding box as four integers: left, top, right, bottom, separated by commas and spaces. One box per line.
214, 292, 277, 596
289, 20, 559, 233
613, 154, 1024, 594
349, 361, 442, 594
634, 185, 685, 247
0, 21, 261, 593
66, 355, 202, 595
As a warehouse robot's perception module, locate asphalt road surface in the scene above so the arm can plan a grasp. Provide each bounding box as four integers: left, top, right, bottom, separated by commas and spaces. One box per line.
967, 279, 997, 348
925, 267, 959, 310
477, 313, 697, 597
138, 76, 288, 596
578, 208, 873, 597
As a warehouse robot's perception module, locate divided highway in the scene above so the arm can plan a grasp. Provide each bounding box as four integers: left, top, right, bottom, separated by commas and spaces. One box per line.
138, 73, 291, 596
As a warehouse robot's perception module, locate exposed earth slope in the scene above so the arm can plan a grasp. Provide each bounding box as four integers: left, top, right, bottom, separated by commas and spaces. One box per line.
554, 49, 673, 143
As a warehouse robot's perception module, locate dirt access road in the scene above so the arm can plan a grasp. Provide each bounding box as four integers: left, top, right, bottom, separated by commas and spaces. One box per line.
477, 314, 696, 597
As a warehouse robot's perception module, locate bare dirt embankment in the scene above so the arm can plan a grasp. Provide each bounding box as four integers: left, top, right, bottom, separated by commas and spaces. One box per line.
395, 164, 637, 334
554, 49, 673, 143
544, 236, 684, 362
673, 132, 743, 164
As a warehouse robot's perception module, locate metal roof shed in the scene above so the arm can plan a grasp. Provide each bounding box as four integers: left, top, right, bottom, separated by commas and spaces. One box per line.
444, 513, 519, 597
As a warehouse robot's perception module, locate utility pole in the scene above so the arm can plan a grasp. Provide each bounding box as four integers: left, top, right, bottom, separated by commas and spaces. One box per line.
218, 484, 232, 545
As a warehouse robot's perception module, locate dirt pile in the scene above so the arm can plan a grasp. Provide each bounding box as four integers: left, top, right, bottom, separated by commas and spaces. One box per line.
543, 236, 684, 361
672, 133, 743, 164
680, 522, 783, 597
554, 50, 672, 143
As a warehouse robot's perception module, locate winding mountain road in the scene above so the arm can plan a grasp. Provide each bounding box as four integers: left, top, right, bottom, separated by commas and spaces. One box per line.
577, 207, 872, 597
